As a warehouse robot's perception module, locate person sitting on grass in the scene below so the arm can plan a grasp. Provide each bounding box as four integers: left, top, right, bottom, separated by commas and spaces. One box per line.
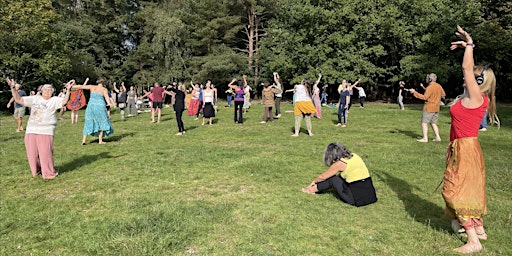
302, 142, 377, 207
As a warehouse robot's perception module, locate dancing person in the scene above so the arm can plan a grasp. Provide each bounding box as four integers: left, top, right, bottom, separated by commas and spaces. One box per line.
225, 87, 234, 107
353, 84, 366, 108
227, 78, 245, 124
139, 82, 165, 123
320, 84, 329, 105
187, 83, 200, 116
273, 72, 283, 118
242, 75, 251, 113
113, 82, 127, 119
66, 78, 88, 124
126, 85, 138, 117
201, 80, 216, 126
164, 83, 186, 135
260, 82, 282, 123
398, 81, 406, 110
409, 73, 446, 142
71, 77, 114, 145
291, 79, 316, 136
6, 82, 27, 132
302, 142, 377, 207
311, 74, 323, 118
7, 78, 74, 179
336, 82, 351, 127
195, 84, 204, 120
57, 88, 67, 119
444, 25, 500, 254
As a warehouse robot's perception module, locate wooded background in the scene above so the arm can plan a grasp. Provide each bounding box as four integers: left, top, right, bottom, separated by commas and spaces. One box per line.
1, 0, 510, 105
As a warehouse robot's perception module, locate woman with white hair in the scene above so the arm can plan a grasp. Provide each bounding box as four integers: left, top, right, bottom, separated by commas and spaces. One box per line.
6, 78, 74, 179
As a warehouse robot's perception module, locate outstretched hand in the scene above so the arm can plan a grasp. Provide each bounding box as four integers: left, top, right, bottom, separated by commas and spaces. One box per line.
450, 25, 473, 50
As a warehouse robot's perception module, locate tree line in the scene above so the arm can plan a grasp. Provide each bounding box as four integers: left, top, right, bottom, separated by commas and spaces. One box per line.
1, 0, 510, 107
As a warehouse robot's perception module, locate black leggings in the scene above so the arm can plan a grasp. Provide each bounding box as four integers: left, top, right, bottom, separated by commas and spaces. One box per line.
234, 101, 243, 123
317, 175, 355, 205
175, 107, 185, 132
317, 175, 377, 207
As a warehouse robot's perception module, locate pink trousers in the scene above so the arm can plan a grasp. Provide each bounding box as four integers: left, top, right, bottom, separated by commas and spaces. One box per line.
24, 134, 58, 179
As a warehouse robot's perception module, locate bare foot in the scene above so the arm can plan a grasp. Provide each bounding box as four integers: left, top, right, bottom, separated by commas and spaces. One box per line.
175, 132, 183, 136
453, 242, 483, 254
99, 141, 106, 145
416, 138, 428, 143
432, 138, 442, 142
301, 187, 315, 194
291, 134, 299, 137
335, 123, 342, 127
308, 133, 314, 136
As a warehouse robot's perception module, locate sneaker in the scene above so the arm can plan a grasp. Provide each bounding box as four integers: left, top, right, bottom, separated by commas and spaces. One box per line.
479, 128, 487, 131
260, 121, 266, 124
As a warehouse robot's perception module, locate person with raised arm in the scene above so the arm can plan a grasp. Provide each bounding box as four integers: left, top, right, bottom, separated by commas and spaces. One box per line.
311, 73, 323, 118
7, 77, 74, 179
228, 77, 246, 124
71, 77, 114, 145
273, 72, 283, 118
443, 25, 500, 254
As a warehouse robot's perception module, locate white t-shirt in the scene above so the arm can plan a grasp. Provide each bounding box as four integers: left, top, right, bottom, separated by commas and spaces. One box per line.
355, 87, 366, 97
23, 95, 64, 135
295, 84, 312, 102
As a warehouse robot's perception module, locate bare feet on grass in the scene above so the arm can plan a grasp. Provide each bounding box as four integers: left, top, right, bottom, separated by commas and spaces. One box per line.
416, 138, 428, 143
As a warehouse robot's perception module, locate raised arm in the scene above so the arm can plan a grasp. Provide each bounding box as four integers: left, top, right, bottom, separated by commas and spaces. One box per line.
6, 78, 24, 106
350, 78, 361, 89
227, 78, 237, 89
243, 75, 248, 87
61, 80, 75, 106
273, 72, 280, 84
71, 78, 91, 90
113, 82, 119, 93
315, 73, 322, 86
450, 25, 482, 107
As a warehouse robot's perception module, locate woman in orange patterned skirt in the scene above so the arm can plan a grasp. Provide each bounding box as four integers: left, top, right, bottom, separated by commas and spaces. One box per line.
445, 25, 499, 254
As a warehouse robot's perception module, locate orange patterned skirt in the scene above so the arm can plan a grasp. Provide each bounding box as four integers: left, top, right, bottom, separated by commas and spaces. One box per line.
293, 101, 316, 116
442, 137, 487, 223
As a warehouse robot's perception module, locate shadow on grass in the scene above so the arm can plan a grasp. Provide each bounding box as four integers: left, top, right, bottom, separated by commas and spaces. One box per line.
57, 151, 117, 174
376, 170, 448, 232
390, 129, 421, 139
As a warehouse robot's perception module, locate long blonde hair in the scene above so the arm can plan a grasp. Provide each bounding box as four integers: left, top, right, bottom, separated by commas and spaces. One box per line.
475, 66, 500, 127
451, 66, 499, 127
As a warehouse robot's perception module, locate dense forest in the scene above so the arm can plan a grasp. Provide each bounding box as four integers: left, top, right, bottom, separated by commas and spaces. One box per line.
1, 0, 511, 106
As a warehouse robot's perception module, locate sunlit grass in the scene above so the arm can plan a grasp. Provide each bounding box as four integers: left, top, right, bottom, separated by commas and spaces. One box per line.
1, 102, 511, 255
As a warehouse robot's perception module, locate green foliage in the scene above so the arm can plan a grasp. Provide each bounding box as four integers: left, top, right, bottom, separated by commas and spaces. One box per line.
1, 0, 511, 105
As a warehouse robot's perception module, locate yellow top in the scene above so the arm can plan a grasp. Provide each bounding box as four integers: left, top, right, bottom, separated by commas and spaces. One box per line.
339, 153, 370, 183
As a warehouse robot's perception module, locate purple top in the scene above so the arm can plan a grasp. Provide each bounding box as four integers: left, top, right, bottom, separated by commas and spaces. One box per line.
234, 89, 245, 101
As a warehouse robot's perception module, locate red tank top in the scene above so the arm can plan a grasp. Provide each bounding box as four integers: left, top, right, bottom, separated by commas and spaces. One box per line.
449, 94, 488, 141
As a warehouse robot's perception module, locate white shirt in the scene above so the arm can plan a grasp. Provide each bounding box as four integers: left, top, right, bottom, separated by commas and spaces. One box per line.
22, 95, 64, 135
295, 84, 312, 102
355, 87, 366, 97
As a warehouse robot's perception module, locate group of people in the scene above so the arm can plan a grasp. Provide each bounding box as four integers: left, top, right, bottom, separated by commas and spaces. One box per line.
5, 25, 500, 254
302, 26, 499, 254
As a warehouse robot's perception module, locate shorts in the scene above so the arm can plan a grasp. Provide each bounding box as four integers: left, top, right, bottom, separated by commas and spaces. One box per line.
153, 102, 163, 109
422, 111, 439, 124
14, 107, 26, 117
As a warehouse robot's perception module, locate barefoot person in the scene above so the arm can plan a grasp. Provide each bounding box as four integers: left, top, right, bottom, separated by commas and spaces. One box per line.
291, 79, 316, 136
71, 77, 114, 145
409, 73, 446, 142
302, 142, 377, 207
444, 25, 500, 254
6, 78, 74, 179
6, 83, 27, 132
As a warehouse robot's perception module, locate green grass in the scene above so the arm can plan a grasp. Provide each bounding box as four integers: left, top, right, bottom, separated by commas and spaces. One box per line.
1, 101, 511, 255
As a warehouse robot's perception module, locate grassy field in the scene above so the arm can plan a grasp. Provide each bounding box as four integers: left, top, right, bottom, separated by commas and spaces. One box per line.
1, 101, 511, 255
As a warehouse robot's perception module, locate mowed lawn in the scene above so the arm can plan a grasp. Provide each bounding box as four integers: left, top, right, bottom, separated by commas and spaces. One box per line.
1, 101, 511, 255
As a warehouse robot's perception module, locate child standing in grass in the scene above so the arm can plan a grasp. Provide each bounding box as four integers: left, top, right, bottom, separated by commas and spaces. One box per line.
302, 142, 377, 207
